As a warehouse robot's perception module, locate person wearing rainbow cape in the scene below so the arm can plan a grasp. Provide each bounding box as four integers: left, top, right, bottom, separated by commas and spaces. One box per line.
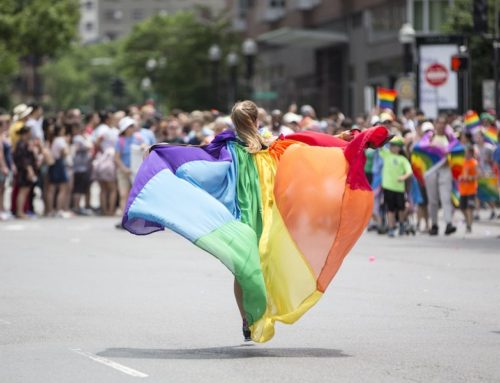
122, 100, 389, 342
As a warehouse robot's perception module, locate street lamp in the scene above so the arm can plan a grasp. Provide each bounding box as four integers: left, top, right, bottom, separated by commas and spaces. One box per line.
146, 58, 158, 72
398, 23, 416, 75
227, 52, 239, 109
242, 38, 258, 98
208, 44, 222, 109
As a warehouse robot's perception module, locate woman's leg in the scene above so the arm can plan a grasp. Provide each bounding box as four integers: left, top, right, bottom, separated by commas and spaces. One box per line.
16, 187, 29, 218
56, 183, 68, 212
98, 181, 107, 215
234, 278, 245, 320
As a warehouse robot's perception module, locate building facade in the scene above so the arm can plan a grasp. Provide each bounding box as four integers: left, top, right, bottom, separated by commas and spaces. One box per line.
234, 0, 453, 117
79, 0, 229, 44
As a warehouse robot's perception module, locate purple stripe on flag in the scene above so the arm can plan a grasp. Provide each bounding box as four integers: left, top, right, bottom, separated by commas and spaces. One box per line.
124, 129, 236, 220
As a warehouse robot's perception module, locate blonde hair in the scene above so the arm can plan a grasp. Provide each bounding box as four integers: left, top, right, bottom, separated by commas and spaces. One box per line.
231, 100, 264, 153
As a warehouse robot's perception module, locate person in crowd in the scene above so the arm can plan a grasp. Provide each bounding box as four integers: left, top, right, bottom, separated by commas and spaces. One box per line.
25, 103, 44, 143
474, 130, 497, 220
46, 124, 71, 218
401, 106, 416, 132
269, 109, 294, 137
71, 124, 93, 215
93, 111, 118, 216
84, 112, 100, 136
424, 116, 457, 236
379, 136, 413, 237
12, 126, 37, 218
458, 145, 478, 233
115, 117, 145, 217
164, 119, 184, 144
9, 104, 34, 216
0, 111, 12, 220
139, 119, 157, 146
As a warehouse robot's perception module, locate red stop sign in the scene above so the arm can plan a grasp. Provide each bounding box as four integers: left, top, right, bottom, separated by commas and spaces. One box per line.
425, 63, 448, 87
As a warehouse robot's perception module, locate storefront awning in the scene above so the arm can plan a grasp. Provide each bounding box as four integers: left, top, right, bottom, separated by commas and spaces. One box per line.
257, 27, 348, 49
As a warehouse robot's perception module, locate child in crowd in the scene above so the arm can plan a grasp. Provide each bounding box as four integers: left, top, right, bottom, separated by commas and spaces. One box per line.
379, 136, 413, 237
459, 146, 478, 233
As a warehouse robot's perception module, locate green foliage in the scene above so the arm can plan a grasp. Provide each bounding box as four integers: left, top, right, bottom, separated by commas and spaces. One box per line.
0, 0, 79, 57
120, 11, 241, 111
0, 0, 80, 106
41, 42, 134, 111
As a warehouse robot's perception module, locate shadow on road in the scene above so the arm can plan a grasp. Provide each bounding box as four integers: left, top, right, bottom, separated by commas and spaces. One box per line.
98, 346, 350, 359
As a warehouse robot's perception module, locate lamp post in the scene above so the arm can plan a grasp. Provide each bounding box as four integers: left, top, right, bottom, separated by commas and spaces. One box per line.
227, 52, 239, 110
242, 38, 258, 99
208, 44, 222, 110
398, 23, 416, 75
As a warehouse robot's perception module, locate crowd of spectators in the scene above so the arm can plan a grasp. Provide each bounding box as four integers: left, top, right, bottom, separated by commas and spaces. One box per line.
0, 100, 499, 237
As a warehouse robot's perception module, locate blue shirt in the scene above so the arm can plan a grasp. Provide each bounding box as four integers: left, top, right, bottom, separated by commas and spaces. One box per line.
140, 128, 156, 146
115, 134, 143, 168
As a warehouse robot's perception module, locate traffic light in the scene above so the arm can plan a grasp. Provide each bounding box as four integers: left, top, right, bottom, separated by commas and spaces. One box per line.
473, 0, 488, 33
451, 54, 468, 72
111, 77, 125, 97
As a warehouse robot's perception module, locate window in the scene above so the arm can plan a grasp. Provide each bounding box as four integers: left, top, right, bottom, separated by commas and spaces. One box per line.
83, 1, 93, 10
103, 9, 122, 21
85, 22, 94, 31
411, 0, 450, 33
132, 9, 144, 21
270, 0, 285, 7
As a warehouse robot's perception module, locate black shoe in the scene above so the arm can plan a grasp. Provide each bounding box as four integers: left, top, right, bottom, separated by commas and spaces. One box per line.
429, 225, 439, 236
444, 223, 457, 235
242, 319, 251, 342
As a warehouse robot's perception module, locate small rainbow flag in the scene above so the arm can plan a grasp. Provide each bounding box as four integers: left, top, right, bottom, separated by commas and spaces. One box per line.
478, 177, 499, 202
411, 144, 446, 185
448, 143, 465, 181
464, 111, 480, 132
482, 126, 498, 144
377, 87, 398, 110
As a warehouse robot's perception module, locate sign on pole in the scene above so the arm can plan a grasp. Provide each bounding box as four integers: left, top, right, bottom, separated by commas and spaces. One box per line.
417, 36, 463, 118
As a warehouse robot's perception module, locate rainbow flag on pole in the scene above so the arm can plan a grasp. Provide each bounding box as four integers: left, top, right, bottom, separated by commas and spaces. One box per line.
482, 126, 498, 144
478, 177, 500, 203
377, 87, 398, 110
411, 144, 446, 185
448, 143, 465, 181
464, 111, 480, 132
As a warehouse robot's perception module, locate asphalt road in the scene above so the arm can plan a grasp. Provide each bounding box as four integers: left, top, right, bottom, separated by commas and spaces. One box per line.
1, 216, 499, 383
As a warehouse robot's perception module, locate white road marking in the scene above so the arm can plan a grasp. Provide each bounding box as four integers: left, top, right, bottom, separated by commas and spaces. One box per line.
0, 319, 11, 324
70, 348, 148, 378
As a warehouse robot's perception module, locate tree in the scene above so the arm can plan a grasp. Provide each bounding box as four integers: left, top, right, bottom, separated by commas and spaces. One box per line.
0, 0, 79, 101
443, 0, 498, 111
120, 11, 241, 111
41, 42, 138, 111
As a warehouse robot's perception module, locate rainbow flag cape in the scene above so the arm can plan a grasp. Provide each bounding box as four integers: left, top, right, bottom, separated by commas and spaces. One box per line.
483, 126, 498, 144
478, 176, 499, 202
377, 87, 397, 110
464, 111, 480, 132
123, 127, 388, 343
